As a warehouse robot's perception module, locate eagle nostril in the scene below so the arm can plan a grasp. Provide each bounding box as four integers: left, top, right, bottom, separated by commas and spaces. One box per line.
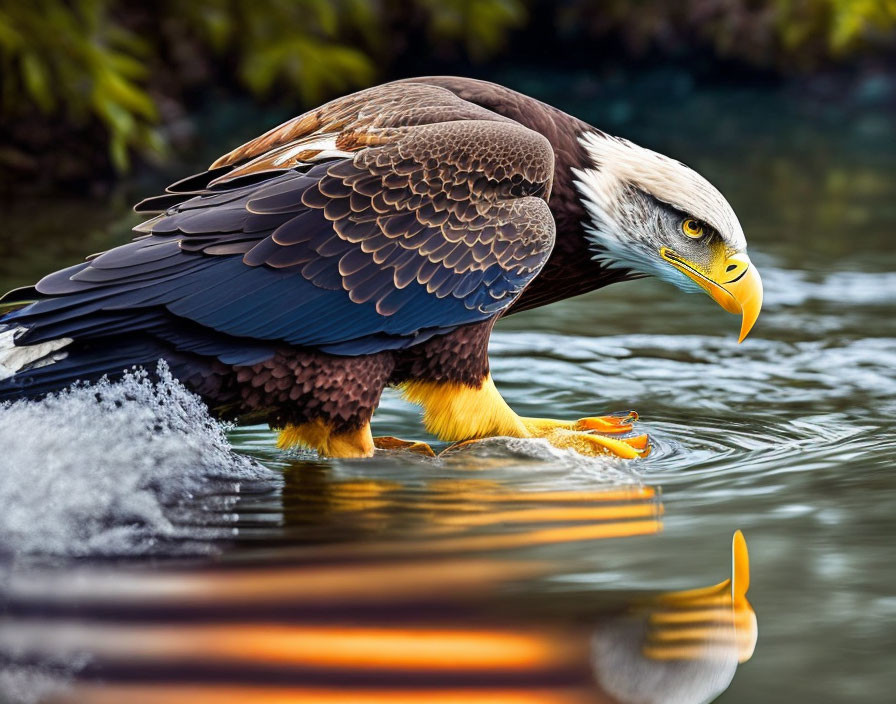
726, 264, 737, 272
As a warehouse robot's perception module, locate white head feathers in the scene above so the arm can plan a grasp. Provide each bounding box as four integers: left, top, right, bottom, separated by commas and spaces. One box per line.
572, 131, 745, 274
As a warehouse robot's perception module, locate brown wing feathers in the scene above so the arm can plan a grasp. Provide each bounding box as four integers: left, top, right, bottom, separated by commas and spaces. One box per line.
15, 81, 557, 362
208, 82, 514, 178
151, 83, 558, 321
238, 120, 557, 313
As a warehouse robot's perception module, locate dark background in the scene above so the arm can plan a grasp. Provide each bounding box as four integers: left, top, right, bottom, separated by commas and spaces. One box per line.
1, 0, 894, 191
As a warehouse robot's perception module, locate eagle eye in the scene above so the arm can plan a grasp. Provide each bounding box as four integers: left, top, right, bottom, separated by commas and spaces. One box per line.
681, 218, 706, 239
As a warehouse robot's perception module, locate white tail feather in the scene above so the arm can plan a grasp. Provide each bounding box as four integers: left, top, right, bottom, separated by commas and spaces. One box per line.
0, 327, 72, 381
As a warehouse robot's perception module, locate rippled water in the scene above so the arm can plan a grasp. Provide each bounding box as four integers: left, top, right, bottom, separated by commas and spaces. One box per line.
1, 77, 894, 703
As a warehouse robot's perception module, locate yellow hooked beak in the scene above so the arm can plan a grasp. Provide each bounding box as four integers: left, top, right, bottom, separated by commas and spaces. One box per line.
660, 247, 763, 343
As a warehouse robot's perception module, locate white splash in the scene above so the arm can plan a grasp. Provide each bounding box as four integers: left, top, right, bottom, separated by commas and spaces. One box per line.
0, 362, 274, 559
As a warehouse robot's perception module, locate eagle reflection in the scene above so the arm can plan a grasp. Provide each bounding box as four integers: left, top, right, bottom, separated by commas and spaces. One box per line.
4, 475, 756, 704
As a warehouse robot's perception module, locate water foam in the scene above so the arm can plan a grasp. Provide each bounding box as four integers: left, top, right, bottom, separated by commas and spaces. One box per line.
439, 435, 641, 487
0, 363, 275, 559
0, 659, 86, 704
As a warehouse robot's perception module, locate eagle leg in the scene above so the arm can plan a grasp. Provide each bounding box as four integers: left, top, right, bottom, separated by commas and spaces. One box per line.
401, 374, 649, 459
373, 436, 437, 457
277, 419, 375, 458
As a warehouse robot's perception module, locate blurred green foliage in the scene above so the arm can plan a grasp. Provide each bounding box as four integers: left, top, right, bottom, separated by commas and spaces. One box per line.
560, 0, 896, 67
176, 1, 377, 105
0, 0, 162, 171
419, 0, 525, 59
0, 0, 893, 183
0, 0, 524, 177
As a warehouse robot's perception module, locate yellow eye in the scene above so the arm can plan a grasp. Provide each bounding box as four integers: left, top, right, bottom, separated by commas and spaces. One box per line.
681, 218, 705, 238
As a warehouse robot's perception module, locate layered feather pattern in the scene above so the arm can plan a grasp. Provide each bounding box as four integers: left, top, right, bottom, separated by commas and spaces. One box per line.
0, 81, 556, 399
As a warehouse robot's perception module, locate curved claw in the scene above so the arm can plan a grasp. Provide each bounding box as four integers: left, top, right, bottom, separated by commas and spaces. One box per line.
574, 411, 639, 434
620, 433, 651, 454
373, 436, 436, 457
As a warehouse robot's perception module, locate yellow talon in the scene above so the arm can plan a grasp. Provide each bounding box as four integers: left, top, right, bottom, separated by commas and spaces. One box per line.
522, 412, 650, 458
573, 411, 639, 434
542, 428, 645, 459
620, 433, 651, 452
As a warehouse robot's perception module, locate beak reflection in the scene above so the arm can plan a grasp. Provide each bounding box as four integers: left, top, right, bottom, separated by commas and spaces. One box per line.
641, 530, 757, 664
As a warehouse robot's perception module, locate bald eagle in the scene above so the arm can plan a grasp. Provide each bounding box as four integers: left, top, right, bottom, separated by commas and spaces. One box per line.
0, 77, 762, 458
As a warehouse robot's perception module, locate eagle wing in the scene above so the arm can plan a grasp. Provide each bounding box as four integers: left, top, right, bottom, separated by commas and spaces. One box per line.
5, 81, 555, 366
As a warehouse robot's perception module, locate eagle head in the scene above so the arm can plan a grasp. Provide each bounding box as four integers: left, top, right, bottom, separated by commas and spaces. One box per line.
573, 131, 763, 342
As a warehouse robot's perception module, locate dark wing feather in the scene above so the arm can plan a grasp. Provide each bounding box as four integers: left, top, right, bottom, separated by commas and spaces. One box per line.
2, 81, 555, 390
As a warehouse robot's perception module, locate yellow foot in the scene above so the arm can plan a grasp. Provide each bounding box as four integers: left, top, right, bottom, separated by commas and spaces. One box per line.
373, 436, 436, 457
523, 412, 650, 459
277, 420, 375, 458
541, 427, 648, 459
401, 375, 648, 460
